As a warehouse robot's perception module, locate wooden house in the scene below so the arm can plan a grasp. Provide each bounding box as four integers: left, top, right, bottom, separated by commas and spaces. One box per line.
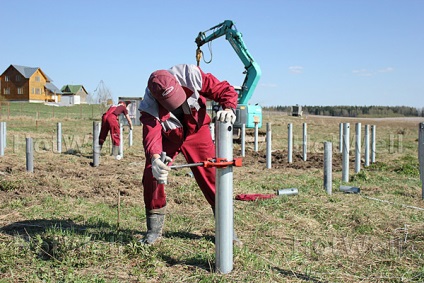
60, 85, 88, 105
0, 64, 62, 102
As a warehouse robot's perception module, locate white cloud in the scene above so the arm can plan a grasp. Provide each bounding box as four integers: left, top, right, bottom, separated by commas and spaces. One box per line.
378, 67, 395, 73
352, 69, 373, 76
289, 66, 303, 74
353, 67, 395, 77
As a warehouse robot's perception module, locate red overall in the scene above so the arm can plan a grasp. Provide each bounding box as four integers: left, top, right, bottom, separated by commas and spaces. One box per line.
140, 65, 238, 211
99, 104, 128, 146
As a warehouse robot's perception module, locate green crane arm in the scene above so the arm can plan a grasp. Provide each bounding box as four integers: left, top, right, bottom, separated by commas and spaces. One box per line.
195, 20, 261, 105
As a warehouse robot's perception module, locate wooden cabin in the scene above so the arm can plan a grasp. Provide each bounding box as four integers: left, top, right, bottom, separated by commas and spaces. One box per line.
0, 64, 62, 102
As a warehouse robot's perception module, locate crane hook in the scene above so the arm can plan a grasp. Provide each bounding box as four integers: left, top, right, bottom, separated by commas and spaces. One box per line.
196, 47, 202, 67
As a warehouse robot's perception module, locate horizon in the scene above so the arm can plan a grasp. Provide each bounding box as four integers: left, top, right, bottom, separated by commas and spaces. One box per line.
1, 0, 423, 108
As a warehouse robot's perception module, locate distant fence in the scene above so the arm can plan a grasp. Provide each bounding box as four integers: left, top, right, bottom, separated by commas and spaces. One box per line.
0, 102, 104, 120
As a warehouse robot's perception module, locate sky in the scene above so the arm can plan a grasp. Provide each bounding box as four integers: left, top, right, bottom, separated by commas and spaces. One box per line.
1, 0, 423, 107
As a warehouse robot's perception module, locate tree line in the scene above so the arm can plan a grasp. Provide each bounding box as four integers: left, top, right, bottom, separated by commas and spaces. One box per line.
264, 105, 424, 117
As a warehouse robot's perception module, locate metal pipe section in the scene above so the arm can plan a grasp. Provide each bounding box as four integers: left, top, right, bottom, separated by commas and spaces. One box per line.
215, 120, 234, 274
129, 129, 133, 147
266, 123, 272, 169
419, 123, 424, 200
355, 123, 361, 173
26, 137, 34, 173
340, 185, 360, 194
0, 122, 4, 156
169, 162, 204, 169
371, 125, 376, 163
342, 123, 350, 182
339, 123, 343, 153
209, 123, 215, 142
57, 122, 62, 154
398, 134, 403, 153
364, 125, 370, 167
157, 152, 168, 185
288, 123, 293, 163
389, 134, 395, 153
2, 121, 6, 148
119, 124, 124, 159
93, 121, 101, 167
4, 122, 6, 148
324, 142, 332, 195
303, 123, 307, 161
254, 122, 258, 152
241, 124, 245, 157
276, 188, 298, 196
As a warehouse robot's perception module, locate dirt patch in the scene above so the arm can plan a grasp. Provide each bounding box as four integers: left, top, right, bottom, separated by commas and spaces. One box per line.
0, 152, 145, 206
242, 149, 344, 171
0, 147, 353, 206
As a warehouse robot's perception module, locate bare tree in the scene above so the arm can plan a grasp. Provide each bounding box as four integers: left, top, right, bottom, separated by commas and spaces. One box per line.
93, 80, 113, 114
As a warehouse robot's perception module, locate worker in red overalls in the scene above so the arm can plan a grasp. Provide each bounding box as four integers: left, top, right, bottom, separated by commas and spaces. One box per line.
138, 64, 238, 244
99, 100, 133, 157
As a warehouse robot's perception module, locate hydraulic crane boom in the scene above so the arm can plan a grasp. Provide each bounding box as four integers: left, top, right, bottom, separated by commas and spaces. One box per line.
195, 20, 262, 114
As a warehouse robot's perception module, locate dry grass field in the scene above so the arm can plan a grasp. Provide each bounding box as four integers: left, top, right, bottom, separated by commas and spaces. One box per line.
0, 107, 423, 282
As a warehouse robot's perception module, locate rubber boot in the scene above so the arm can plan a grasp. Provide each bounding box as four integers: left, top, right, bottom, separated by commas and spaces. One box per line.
212, 207, 243, 247
111, 145, 119, 157
140, 208, 166, 245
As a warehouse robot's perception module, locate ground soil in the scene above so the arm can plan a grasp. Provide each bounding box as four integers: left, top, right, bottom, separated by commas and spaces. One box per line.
1, 114, 421, 224
0, 147, 343, 206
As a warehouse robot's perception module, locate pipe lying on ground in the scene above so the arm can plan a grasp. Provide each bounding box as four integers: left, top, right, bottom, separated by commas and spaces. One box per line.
276, 188, 298, 196
339, 185, 360, 194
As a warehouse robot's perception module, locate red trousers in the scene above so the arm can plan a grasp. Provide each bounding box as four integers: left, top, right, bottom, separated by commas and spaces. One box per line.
99, 114, 121, 146
142, 124, 216, 210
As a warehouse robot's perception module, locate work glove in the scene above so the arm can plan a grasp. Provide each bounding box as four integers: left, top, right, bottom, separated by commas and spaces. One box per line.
151, 155, 171, 183
216, 108, 236, 124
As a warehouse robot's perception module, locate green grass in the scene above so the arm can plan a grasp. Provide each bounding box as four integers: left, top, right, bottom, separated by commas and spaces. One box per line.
0, 108, 424, 282
0, 101, 104, 120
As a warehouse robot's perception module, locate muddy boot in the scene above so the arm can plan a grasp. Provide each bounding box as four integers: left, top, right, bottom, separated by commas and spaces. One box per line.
97, 144, 103, 155
140, 208, 166, 245
111, 145, 119, 157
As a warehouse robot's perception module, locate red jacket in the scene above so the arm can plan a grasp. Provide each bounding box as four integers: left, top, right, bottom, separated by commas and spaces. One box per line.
103, 104, 128, 119
138, 64, 238, 160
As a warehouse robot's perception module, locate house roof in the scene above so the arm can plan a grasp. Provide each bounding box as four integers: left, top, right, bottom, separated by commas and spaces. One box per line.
4, 64, 53, 82
61, 85, 88, 95
12, 65, 38, 78
45, 82, 62, 94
